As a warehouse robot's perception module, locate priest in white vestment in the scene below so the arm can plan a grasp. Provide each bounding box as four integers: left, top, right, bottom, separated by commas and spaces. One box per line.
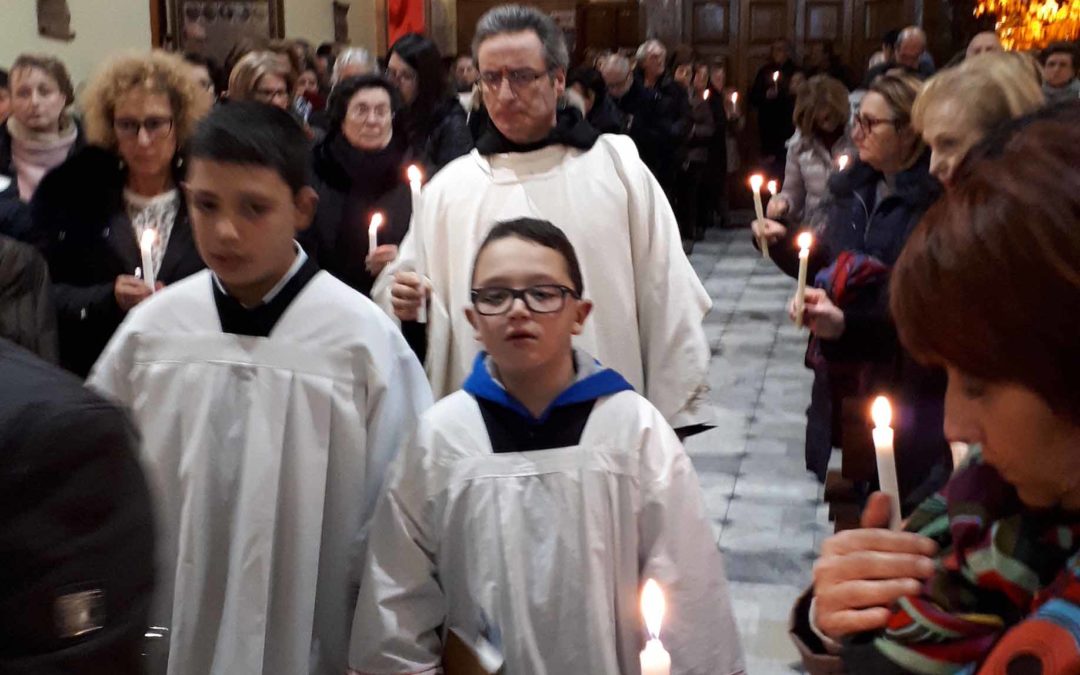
378, 6, 714, 430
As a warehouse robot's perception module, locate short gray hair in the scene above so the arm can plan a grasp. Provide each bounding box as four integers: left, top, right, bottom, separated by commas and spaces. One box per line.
896, 26, 927, 49
332, 47, 377, 84
635, 39, 667, 63
472, 5, 569, 71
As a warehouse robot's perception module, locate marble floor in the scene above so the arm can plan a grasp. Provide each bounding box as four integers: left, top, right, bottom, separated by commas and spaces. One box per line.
683, 227, 830, 675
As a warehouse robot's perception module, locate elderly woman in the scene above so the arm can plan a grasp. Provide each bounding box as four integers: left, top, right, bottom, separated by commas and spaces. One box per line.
767, 75, 855, 230
29, 51, 209, 377
785, 74, 947, 488
305, 75, 416, 298
227, 50, 294, 110
0, 55, 84, 239
386, 33, 473, 171
913, 52, 1044, 187
793, 102, 1080, 675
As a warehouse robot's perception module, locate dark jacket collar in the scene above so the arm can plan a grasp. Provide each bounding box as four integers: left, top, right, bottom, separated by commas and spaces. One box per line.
463, 349, 633, 424
829, 148, 941, 209
474, 106, 600, 155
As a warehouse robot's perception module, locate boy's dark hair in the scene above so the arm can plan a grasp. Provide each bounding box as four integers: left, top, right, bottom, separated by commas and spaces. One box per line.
183, 51, 222, 90
472, 218, 584, 294
316, 42, 335, 58
1041, 41, 1079, 69
326, 74, 404, 136
187, 101, 311, 193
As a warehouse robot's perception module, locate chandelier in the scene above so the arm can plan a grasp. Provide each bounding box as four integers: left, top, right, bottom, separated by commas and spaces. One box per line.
975, 0, 1080, 50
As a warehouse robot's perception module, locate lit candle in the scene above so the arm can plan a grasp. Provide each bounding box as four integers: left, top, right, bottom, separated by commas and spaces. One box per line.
703, 88, 710, 101
772, 70, 780, 84
139, 229, 156, 292
767, 179, 778, 197
837, 154, 850, 172
871, 396, 903, 530
749, 174, 769, 259
368, 212, 383, 254
730, 91, 739, 116
950, 442, 970, 471
639, 579, 671, 675
406, 164, 427, 324
794, 232, 812, 327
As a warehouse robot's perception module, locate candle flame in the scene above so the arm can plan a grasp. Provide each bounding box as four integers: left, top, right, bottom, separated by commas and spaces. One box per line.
641, 579, 666, 639
140, 229, 156, 251
772, 71, 780, 82
871, 396, 892, 429
796, 232, 813, 250
703, 89, 710, 100
767, 180, 778, 195
731, 92, 738, 104
369, 212, 384, 234
838, 154, 850, 171
407, 164, 423, 184
749, 174, 764, 191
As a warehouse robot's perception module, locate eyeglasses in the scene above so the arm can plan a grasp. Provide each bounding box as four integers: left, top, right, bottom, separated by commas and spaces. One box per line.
479, 68, 550, 94
470, 285, 579, 316
114, 116, 174, 140
385, 67, 417, 83
254, 87, 289, 103
854, 113, 900, 134
347, 104, 393, 121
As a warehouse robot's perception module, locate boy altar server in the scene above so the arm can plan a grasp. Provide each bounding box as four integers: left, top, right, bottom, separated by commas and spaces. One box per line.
351, 219, 744, 675
89, 103, 433, 675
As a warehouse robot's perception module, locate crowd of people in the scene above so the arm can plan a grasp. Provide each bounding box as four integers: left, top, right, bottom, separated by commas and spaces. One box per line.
0, 3, 1078, 674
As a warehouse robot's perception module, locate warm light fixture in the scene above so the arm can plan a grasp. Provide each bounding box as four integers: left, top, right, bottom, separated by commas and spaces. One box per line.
975, 0, 1080, 50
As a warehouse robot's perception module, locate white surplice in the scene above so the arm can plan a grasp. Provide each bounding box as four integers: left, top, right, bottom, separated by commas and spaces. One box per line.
373, 135, 715, 428
88, 270, 433, 675
349, 389, 744, 675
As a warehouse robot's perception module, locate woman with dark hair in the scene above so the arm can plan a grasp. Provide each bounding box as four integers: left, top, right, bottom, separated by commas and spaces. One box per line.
385, 33, 473, 171
792, 102, 1080, 675
305, 75, 416, 297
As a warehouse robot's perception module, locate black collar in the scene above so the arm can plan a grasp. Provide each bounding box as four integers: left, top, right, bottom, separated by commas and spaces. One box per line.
474, 106, 600, 155
212, 255, 319, 337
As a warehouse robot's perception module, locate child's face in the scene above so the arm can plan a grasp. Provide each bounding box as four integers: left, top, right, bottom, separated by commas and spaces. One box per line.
184, 158, 317, 300
466, 237, 592, 377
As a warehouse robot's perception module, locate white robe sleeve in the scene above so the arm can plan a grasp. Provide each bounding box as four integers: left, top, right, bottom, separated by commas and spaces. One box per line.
605, 136, 716, 428
85, 323, 136, 408
349, 432, 445, 674
638, 408, 744, 675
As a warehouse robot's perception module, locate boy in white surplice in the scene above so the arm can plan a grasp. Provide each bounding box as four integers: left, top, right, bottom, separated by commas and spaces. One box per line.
350, 218, 744, 675
88, 102, 433, 675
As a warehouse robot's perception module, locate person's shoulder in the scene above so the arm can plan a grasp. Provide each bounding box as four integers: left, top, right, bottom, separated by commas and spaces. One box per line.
31, 146, 123, 231
123, 270, 212, 330
293, 272, 411, 354
423, 149, 484, 191
414, 391, 489, 457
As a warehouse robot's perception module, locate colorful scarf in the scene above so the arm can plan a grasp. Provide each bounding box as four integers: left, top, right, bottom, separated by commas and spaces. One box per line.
806, 251, 890, 371
842, 449, 1080, 674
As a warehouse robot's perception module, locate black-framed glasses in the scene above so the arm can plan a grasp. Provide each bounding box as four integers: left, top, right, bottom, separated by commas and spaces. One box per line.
114, 116, 174, 140
470, 285, 579, 316
854, 113, 900, 134
478, 68, 551, 93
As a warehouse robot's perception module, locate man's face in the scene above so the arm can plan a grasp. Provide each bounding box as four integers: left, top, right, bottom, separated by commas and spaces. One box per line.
771, 41, 790, 64
896, 36, 925, 69
1044, 52, 1077, 88
454, 56, 479, 88
966, 32, 1002, 59
641, 46, 666, 80
600, 60, 632, 98
185, 159, 317, 301
478, 30, 564, 145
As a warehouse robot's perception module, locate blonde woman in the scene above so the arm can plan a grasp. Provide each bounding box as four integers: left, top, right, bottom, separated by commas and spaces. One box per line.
29, 50, 210, 377
768, 74, 855, 227
913, 51, 1044, 186
227, 50, 294, 109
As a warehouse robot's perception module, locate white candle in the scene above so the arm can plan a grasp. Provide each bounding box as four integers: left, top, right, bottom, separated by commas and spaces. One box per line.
139, 229, 156, 292
749, 174, 769, 259
368, 212, 383, 254
871, 396, 903, 530
794, 232, 812, 327
950, 442, 970, 471
730, 91, 739, 116
772, 70, 780, 84
406, 164, 427, 324
837, 154, 850, 172
639, 579, 671, 675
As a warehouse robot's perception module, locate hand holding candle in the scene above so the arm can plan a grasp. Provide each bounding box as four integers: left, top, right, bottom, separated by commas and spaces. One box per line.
639, 579, 671, 675
794, 232, 812, 327
749, 174, 769, 259
368, 212, 384, 254
139, 229, 157, 292
871, 396, 903, 530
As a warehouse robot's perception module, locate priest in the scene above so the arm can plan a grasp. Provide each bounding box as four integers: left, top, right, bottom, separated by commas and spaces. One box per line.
377, 4, 714, 430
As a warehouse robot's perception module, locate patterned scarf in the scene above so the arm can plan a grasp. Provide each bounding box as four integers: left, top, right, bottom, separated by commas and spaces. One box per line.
842, 449, 1080, 674
805, 251, 890, 371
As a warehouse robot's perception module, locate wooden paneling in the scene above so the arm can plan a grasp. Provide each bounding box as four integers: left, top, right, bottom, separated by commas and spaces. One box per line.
748, 2, 788, 43
690, 0, 731, 45
805, 1, 840, 40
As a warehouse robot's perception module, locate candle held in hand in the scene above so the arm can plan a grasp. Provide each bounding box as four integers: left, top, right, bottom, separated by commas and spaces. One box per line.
639, 579, 671, 675
837, 154, 850, 172
749, 174, 769, 259
794, 232, 812, 327
140, 229, 157, 292
871, 396, 903, 530
405, 164, 428, 323
767, 179, 778, 196
368, 212, 384, 254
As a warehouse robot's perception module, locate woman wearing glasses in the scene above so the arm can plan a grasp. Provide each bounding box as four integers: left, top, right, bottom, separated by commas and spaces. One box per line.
787, 72, 949, 503
385, 33, 473, 171
29, 51, 209, 377
307, 75, 417, 298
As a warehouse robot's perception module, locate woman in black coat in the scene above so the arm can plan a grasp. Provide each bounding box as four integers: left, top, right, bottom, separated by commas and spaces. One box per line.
385, 33, 473, 172
305, 75, 417, 298
28, 52, 209, 377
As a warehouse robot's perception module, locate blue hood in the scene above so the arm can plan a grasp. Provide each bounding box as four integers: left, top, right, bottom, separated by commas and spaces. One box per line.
463, 349, 634, 424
